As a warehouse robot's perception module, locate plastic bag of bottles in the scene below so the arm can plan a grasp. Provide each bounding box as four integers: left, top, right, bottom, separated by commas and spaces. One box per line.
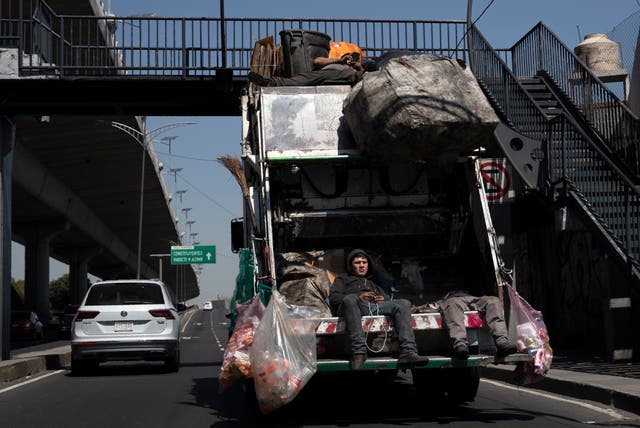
218, 295, 265, 393
506, 284, 553, 384
249, 290, 322, 414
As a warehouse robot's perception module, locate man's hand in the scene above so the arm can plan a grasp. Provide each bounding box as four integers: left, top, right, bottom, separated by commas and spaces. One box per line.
339, 54, 354, 65
359, 291, 384, 302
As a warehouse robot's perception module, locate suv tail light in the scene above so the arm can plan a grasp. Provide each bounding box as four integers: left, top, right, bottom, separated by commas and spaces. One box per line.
149, 309, 175, 320
75, 311, 99, 321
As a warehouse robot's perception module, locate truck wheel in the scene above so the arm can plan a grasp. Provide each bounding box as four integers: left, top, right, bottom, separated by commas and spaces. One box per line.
446, 367, 480, 404
412, 368, 446, 401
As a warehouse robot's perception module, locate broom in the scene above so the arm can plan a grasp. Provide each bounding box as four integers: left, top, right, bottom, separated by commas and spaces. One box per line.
217, 155, 257, 229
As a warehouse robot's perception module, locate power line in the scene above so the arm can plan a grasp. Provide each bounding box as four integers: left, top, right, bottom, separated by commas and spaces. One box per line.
176, 171, 239, 217
155, 150, 217, 162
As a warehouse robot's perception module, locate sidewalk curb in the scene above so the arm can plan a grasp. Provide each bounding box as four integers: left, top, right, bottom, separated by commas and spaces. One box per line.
481, 364, 640, 415
0, 356, 47, 384
1, 347, 72, 386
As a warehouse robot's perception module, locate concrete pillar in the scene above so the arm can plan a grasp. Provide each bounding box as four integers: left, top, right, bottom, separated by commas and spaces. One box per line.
69, 248, 101, 304
23, 221, 69, 323
0, 116, 15, 361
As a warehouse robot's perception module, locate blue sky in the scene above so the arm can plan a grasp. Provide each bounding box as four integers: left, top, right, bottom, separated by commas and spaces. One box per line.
12, 0, 640, 304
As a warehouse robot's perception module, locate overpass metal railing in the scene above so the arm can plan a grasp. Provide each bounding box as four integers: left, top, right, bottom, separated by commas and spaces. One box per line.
0, 0, 469, 77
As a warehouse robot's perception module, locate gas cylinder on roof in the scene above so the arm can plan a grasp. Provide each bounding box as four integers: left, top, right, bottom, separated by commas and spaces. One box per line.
574, 33, 623, 73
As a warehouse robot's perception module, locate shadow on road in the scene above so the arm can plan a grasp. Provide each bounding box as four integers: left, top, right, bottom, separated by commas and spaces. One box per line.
191, 370, 537, 427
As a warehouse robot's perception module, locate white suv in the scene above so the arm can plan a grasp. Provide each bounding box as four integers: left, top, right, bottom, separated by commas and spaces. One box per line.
71, 279, 180, 374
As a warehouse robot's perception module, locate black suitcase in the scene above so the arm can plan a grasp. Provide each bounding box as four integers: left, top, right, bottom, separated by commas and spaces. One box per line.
279, 29, 330, 77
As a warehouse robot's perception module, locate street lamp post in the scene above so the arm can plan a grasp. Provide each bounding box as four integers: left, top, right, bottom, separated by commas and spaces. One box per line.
111, 121, 195, 279
175, 189, 187, 204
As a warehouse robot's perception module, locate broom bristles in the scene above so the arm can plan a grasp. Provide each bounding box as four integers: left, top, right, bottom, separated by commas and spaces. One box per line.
217, 155, 250, 197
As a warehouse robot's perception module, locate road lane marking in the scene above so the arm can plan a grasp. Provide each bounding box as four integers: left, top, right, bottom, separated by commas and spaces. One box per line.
0, 370, 65, 395
481, 378, 627, 420
180, 309, 197, 333
210, 310, 225, 352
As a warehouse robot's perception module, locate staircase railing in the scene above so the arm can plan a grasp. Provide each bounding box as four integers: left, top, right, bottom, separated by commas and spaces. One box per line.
468, 26, 548, 140
510, 22, 640, 177
469, 25, 640, 272
547, 113, 640, 268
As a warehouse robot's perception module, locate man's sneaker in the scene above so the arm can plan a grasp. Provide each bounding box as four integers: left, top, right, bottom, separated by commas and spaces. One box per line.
453, 345, 469, 360
248, 72, 273, 87
397, 352, 429, 366
350, 353, 367, 370
495, 342, 517, 358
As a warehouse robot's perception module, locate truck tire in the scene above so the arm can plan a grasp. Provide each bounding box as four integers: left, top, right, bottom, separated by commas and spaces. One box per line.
412, 368, 446, 401
446, 367, 480, 404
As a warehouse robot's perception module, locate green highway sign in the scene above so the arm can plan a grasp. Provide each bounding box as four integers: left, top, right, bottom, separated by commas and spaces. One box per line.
170, 245, 216, 265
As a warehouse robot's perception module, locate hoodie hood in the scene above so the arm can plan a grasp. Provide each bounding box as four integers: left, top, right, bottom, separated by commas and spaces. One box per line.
346, 249, 371, 276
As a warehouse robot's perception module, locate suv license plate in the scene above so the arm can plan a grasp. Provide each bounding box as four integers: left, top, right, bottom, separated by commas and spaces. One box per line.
114, 321, 133, 332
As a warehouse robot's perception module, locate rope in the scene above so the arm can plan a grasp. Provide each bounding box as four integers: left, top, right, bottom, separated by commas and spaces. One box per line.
364, 301, 388, 353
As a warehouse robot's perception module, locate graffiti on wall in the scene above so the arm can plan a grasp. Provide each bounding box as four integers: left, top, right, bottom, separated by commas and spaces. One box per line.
558, 231, 607, 318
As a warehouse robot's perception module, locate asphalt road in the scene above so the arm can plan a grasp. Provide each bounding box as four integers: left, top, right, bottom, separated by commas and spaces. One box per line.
1, 309, 636, 428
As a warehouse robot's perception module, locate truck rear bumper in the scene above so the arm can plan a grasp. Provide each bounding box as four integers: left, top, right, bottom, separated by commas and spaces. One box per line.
316, 353, 532, 372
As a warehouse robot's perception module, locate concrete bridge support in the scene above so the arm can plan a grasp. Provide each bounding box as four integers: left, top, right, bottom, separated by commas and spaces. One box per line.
69, 247, 101, 304
0, 116, 15, 361
22, 222, 69, 323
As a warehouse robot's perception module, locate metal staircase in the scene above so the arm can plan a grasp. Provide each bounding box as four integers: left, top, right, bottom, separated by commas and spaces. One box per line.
470, 23, 638, 359
470, 23, 640, 282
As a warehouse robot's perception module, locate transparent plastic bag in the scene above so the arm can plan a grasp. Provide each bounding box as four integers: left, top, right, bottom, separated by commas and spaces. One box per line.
218, 295, 265, 393
249, 290, 322, 414
506, 284, 553, 384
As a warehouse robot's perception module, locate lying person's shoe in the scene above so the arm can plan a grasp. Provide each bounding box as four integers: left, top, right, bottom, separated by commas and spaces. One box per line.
453, 345, 469, 360
350, 353, 367, 370
397, 352, 429, 366
248, 72, 274, 87
495, 342, 517, 358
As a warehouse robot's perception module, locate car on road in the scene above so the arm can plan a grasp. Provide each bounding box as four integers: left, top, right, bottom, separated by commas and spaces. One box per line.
57, 304, 80, 339
11, 311, 44, 340
203, 301, 213, 311
71, 279, 180, 374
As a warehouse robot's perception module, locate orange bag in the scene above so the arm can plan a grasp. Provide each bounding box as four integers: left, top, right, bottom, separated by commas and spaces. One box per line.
328, 41, 364, 63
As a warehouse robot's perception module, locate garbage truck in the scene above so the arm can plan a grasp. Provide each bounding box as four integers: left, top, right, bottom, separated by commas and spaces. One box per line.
227, 52, 539, 404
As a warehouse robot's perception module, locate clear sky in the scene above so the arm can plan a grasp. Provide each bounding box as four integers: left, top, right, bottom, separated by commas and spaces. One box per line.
11, 0, 640, 304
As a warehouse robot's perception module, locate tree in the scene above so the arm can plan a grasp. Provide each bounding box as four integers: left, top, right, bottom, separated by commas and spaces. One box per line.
11, 278, 25, 300
49, 274, 70, 311
11, 278, 25, 309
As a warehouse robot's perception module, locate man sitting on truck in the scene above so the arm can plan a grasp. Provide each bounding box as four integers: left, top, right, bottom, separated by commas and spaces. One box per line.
329, 249, 430, 370
248, 41, 377, 87
440, 291, 517, 359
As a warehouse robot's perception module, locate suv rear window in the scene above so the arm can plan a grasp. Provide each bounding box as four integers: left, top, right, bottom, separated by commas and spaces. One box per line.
84, 283, 165, 306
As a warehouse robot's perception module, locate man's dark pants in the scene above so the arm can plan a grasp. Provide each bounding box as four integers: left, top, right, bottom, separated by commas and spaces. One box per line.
337, 293, 418, 355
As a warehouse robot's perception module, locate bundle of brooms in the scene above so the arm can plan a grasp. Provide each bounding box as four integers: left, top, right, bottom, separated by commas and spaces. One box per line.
217, 155, 256, 228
